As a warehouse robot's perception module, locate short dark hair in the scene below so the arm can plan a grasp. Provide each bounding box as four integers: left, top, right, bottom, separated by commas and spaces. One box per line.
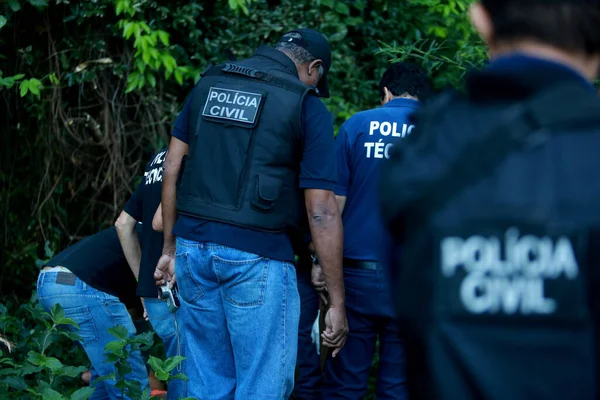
275, 32, 324, 78
481, 0, 600, 55
379, 62, 432, 102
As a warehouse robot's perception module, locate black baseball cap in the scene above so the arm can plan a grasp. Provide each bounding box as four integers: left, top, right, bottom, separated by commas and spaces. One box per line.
277, 28, 332, 98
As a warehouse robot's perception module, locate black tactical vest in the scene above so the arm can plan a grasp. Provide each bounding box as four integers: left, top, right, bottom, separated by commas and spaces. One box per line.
177, 46, 316, 233
380, 82, 600, 400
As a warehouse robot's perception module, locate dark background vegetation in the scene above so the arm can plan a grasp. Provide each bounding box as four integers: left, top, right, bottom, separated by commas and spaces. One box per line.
0, 0, 486, 397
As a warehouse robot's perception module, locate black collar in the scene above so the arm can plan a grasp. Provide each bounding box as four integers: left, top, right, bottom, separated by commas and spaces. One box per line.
254, 45, 299, 77
466, 63, 594, 102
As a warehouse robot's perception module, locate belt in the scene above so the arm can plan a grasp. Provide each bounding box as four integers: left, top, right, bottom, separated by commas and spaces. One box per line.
343, 258, 380, 271
41, 266, 71, 273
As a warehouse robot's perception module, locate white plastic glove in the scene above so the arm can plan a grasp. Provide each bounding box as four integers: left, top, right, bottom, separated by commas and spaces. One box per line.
311, 309, 321, 355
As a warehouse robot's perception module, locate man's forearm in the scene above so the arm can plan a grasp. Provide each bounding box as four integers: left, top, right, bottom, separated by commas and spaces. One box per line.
115, 214, 142, 278
309, 207, 345, 307
161, 161, 179, 255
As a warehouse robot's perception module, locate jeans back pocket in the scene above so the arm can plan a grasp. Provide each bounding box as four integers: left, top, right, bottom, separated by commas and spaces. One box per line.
213, 255, 268, 307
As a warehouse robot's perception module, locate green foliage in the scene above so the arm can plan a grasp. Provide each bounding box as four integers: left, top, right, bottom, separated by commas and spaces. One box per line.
0, 303, 94, 399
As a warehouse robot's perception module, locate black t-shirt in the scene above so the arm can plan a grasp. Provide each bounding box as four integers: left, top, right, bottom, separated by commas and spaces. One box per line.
44, 226, 142, 309
124, 147, 167, 298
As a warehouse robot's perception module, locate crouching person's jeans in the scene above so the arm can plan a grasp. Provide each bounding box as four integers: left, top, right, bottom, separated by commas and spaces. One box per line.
37, 267, 149, 400
144, 298, 187, 399
175, 239, 301, 400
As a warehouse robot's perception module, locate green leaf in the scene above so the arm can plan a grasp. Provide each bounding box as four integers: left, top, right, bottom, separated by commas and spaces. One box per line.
334, 2, 350, 15
27, 351, 44, 366
48, 73, 59, 86
41, 387, 65, 400
1, 376, 28, 391
50, 303, 66, 323
163, 356, 186, 373
155, 370, 169, 381
174, 69, 183, 85
104, 340, 125, 355
94, 373, 115, 383
9, 1, 21, 12
13, 74, 25, 80
41, 356, 63, 371
54, 317, 79, 329
131, 331, 154, 348
60, 330, 82, 341
108, 325, 129, 340
70, 386, 95, 400
57, 365, 87, 378
115, 0, 124, 16
20, 364, 43, 375
103, 353, 120, 363
147, 356, 164, 374
170, 373, 188, 382
0, 16, 7, 30
19, 79, 29, 97
157, 31, 169, 46
124, 22, 135, 39
28, 0, 48, 8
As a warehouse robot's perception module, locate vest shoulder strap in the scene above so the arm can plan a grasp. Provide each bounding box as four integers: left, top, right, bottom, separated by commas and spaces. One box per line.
202, 62, 315, 96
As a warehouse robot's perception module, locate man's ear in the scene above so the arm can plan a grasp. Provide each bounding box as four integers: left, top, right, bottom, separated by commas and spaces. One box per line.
470, 2, 494, 49
308, 59, 323, 76
382, 87, 393, 105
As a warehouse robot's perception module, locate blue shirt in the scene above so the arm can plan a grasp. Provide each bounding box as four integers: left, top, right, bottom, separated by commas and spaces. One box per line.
171, 85, 336, 262
335, 98, 420, 261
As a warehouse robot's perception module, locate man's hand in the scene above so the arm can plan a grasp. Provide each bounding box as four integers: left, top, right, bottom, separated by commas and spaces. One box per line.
322, 305, 349, 358
154, 253, 176, 289
311, 262, 328, 305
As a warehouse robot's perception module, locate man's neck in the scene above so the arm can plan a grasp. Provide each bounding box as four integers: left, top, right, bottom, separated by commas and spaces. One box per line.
491, 41, 600, 82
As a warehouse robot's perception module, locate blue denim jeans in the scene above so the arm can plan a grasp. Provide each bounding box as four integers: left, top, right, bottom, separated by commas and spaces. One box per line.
323, 267, 407, 400
175, 239, 300, 400
37, 269, 149, 400
293, 267, 323, 400
144, 298, 187, 399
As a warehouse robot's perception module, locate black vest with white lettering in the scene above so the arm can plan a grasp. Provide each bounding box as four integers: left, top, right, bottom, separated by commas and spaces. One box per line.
177, 46, 315, 234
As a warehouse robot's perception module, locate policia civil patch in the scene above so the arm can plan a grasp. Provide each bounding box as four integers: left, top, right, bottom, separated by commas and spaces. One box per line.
202, 87, 263, 126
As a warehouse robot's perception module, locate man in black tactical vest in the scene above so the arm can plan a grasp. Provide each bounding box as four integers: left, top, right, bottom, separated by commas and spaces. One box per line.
379, 1, 600, 399
155, 29, 348, 399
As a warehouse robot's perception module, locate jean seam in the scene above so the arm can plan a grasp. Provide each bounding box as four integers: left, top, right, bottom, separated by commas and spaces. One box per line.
178, 252, 205, 304
282, 259, 287, 396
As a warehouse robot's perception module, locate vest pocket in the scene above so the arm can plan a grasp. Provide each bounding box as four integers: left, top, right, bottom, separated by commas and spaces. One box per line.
251, 175, 281, 212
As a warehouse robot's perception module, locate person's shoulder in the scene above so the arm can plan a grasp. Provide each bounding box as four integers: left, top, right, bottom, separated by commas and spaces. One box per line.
302, 93, 329, 115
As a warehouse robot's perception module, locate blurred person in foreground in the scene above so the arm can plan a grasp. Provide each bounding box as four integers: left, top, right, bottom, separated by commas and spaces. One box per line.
379, 0, 600, 399
155, 28, 348, 399
323, 62, 432, 400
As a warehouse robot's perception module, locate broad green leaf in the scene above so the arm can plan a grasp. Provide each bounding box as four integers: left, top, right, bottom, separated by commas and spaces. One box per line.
174, 69, 183, 85
115, 1, 124, 16
131, 331, 154, 348
1, 376, 28, 391
9, 1, 21, 12
104, 340, 125, 354
13, 74, 25, 80
124, 22, 135, 39
57, 365, 87, 378
60, 330, 82, 341
334, 2, 350, 15
41, 356, 63, 371
147, 356, 164, 373
27, 351, 44, 366
19, 80, 29, 97
48, 73, 59, 85
157, 31, 169, 46
107, 325, 129, 340
163, 356, 186, 373
142, 50, 151, 65
28, 0, 48, 8
171, 373, 188, 382
155, 369, 169, 381
50, 303, 66, 322
70, 386, 95, 400
94, 373, 115, 383
42, 387, 65, 400
20, 364, 43, 375
54, 317, 79, 329
0, 16, 7, 30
